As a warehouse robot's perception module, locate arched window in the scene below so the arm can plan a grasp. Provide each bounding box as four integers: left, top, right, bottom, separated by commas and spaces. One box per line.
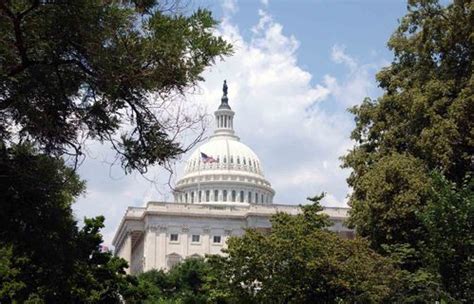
185, 193, 188, 203
223, 190, 227, 202
167, 253, 182, 269
261, 194, 264, 204
223, 156, 227, 163
248, 192, 252, 203
217, 156, 220, 163
240, 191, 244, 203
214, 190, 219, 202
231, 190, 236, 202
205, 190, 210, 202
237, 157, 240, 164
243, 158, 246, 165
191, 192, 194, 203
255, 192, 259, 203
198, 190, 202, 202
230, 156, 233, 164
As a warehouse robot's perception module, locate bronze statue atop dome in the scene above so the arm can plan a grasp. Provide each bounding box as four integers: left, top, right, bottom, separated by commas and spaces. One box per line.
223, 80, 228, 96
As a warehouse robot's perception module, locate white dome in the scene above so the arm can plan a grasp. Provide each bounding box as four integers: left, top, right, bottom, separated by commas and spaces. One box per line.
173, 81, 275, 205
184, 137, 264, 176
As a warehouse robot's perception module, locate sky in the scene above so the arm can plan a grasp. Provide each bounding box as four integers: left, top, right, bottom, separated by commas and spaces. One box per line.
73, 0, 409, 246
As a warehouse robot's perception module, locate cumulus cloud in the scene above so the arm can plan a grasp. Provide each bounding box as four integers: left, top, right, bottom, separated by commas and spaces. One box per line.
74, 2, 385, 246
190, 7, 381, 208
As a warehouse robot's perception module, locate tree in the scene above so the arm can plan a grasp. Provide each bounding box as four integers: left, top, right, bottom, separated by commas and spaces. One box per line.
128, 257, 213, 304
0, 143, 136, 303
420, 173, 474, 302
342, 0, 473, 302
0, 1, 232, 301
208, 195, 399, 304
0, 0, 232, 172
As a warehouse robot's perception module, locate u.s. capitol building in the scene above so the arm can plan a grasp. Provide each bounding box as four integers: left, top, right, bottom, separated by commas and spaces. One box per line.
113, 81, 353, 274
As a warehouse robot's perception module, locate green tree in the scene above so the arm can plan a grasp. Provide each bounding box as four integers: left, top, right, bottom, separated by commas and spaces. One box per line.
0, 0, 232, 172
0, 143, 136, 303
421, 173, 474, 302
342, 0, 473, 302
209, 195, 399, 304
128, 257, 213, 304
0, 1, 231, 301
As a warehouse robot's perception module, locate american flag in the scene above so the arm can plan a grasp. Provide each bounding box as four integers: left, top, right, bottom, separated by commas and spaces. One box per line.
201, 152, 217, 163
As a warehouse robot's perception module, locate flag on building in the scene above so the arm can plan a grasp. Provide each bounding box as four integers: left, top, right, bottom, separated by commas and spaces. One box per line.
201, 152, 217, 163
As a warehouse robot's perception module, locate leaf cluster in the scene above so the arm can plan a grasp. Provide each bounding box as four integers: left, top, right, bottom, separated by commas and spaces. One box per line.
0, 143, 136, 303
0, 0, 232, 172
342, 0, 473, 302
209, 196, 399, 304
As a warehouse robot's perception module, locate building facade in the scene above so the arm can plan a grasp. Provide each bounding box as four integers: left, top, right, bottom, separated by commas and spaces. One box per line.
113, 81, 353, 274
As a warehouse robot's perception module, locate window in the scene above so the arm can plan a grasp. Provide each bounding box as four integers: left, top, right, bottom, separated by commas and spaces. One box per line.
237, 157, 240, 164
223, 190, 227, 202
240, 191, 244, 203
248, 192, 252, 203
223, 156, 227, 163
170, 234, 179, 242
243, 158, 246, 165
198, 190, 202, 202
230, 156, 233, 163
167, 253, 182, 269
255, 192, 259, 203
185, 193, 188, 203
213, 235, 221, 243
214, 190, 218, 202
206, 190, 210, 202
217, 156, 220, 163
191, 192, 194, 203
261, 194, 264, 204
192, 235, 200, 243
231, 190, 236, 202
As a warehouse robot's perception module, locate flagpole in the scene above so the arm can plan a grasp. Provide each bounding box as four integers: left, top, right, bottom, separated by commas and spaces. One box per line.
197, 149, 201, 204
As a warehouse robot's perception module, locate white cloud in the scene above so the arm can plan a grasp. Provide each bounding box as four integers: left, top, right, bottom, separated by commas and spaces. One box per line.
74, 3, 383, 246
331, 44, 357, 71
222, 0, 238, 16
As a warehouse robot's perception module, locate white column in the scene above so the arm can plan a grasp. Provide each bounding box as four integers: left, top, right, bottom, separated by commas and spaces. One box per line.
157, 226, 167, 270
203, 228, 210, 254
144, 227, 157, 271
118, 231, 132, 274
182, 226, 189, 258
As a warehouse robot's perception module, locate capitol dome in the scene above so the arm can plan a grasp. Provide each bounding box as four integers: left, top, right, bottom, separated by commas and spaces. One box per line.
174, 81, 275, 205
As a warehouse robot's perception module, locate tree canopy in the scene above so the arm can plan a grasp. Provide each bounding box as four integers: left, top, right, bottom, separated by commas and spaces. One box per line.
0, 143, 136, 303
0, 0, 232, 302
0, 0, 232, 172
208, 195, 399, 304
342, 0, 473, 302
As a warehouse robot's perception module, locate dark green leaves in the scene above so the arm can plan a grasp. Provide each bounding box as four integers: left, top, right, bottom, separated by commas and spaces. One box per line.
0, 0, 232, 172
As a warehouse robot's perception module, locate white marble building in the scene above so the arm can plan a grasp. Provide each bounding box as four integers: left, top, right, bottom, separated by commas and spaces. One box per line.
113, 81, 353, 274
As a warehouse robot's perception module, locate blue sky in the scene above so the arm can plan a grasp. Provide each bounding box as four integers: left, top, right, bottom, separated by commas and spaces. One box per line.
74, 0, 410, 246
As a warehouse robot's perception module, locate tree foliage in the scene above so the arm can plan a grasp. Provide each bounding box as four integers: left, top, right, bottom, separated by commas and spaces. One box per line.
127, 257, 213, 304
0, 1, 232, 301
421, 173, 474, 302
0, 0, 232, 172
342, 0, 473, 302
0, 143, 136, 303
208, 196, 399, 304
